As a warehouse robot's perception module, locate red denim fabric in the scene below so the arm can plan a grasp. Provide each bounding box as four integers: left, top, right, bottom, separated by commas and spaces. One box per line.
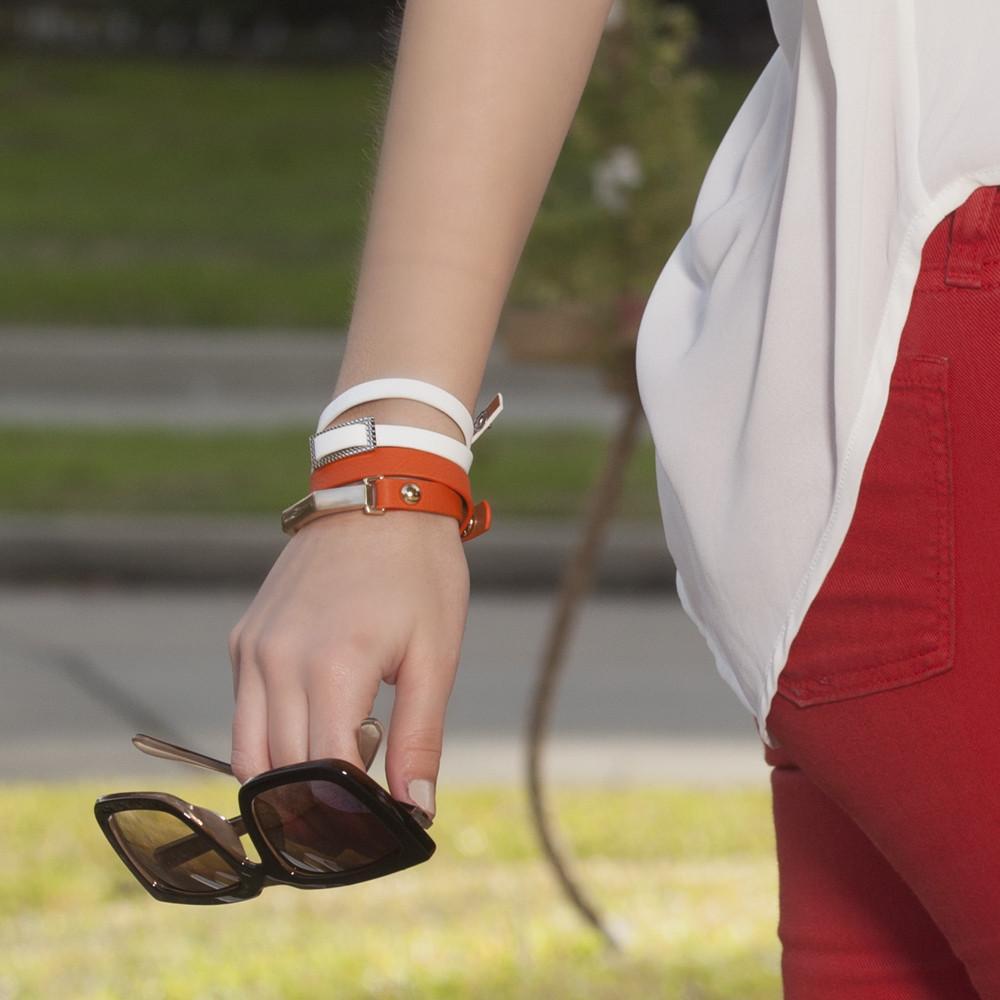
760, 184, 1000, 999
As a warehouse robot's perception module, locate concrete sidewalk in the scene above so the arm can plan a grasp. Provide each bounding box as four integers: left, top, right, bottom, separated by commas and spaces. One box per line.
0, 325, 631, 429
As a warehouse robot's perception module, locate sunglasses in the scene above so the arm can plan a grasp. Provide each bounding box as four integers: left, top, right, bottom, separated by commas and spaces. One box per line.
93, 717, 435, 905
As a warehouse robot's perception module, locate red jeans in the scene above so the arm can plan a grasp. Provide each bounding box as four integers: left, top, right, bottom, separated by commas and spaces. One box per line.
762, 184, 1000, 999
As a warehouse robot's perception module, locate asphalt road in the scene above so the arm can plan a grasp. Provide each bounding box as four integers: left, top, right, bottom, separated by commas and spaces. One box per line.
0, 584, 770, 787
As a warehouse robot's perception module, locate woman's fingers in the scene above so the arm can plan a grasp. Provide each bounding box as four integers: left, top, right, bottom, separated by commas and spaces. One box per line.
305, 653, 381, 771
235, 645, 381, 778
266, 673, 310, 770
230, 664, 271, 784
384, 647, 458, 821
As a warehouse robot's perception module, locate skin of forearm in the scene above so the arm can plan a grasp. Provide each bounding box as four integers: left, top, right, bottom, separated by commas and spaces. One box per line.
331, 0, 617, 440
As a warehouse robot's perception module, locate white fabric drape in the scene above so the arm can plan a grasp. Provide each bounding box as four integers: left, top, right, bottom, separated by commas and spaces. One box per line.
634, 0, 1000, 747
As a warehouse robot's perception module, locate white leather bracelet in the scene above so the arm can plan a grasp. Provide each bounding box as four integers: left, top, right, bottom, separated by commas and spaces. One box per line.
310, 415, 474, 472
316, 377, 475, 444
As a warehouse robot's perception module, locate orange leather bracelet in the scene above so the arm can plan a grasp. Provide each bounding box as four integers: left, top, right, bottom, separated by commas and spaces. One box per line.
371, 475, 466, 521
291, 446, 492, 541
309, 446, 471, 501
282, 476, 492, 540
371, 475, 492, 541
307, 445, 488, 538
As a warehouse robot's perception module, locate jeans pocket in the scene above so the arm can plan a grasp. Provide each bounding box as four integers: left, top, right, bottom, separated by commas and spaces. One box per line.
776, 353, 955, 708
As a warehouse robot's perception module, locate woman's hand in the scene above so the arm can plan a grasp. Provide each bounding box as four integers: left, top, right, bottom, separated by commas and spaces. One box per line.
226, 0, 618, 822
227, 507, 470, 820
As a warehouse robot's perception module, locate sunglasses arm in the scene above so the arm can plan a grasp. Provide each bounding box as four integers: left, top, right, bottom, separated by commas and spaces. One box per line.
132, 733, 234, 776
131, 718, 385, 777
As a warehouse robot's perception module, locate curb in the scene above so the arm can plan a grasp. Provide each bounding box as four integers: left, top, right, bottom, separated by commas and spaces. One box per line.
0, 513, 677, 591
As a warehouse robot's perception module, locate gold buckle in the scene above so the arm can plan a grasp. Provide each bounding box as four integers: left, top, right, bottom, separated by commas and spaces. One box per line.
362, 475, 386, 514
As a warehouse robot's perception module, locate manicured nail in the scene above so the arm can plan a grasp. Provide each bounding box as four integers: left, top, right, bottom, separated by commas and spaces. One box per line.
407, 778, 436, 818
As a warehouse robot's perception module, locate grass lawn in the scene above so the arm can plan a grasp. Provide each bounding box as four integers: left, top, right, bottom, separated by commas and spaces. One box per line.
0, 53, 757, 330
0, 780, 780, 998
0, 54, 378, 328
0, 426, 661, 519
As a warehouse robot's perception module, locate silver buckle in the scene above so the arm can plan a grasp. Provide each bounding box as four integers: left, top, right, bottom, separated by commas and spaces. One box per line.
362, 475, 386, 514
309, 415, 378, 471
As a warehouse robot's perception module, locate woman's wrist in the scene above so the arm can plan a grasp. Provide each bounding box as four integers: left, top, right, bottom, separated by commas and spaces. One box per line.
295, 377, 496, 542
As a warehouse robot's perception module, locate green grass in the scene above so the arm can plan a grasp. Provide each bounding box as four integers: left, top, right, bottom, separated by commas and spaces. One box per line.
0, 780, 780, 998
0, 53, 757, 330
0, 54, 380, 328
0, 426, 661, 519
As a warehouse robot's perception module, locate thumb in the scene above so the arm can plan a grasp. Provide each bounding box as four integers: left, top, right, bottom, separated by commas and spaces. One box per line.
385, 657, 453, 821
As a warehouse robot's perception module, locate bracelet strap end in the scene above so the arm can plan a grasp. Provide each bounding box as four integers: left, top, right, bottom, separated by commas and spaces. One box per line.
471, 393, 503, 444
281, 493, 317, 536
460, 499, 492, 542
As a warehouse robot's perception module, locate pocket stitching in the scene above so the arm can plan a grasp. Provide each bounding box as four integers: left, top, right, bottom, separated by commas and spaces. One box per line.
776, 355, 954, 706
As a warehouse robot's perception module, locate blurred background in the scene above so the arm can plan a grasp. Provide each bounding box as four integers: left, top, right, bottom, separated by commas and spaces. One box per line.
0, 2, 783, 996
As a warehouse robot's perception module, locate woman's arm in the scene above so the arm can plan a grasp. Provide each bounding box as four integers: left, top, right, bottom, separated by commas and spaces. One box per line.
228, 0, 616, 816
335, 0, 617, 427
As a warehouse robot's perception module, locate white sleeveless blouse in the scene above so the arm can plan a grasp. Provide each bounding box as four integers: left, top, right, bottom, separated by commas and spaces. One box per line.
634, 0, 1000, 748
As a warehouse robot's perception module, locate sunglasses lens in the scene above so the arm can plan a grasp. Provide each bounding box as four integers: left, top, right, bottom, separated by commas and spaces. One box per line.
251, 779, 401, 876
108, 809, 242, 894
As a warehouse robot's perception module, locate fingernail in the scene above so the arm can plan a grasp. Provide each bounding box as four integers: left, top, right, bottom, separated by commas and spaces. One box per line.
407, 778, 436, 819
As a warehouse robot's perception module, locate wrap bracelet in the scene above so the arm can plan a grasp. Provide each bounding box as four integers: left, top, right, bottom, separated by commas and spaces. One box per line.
310, 416, 474, 473
309, 445, 472, 501
288, 445, 492, 541
281, 475, 492, 541
310, 444, 490, 536
286, 384, 501, 541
